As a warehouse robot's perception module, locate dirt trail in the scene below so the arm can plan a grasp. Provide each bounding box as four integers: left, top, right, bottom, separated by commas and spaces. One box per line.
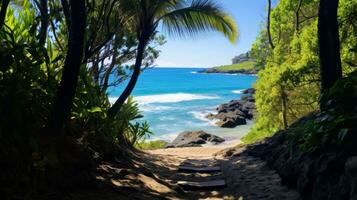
144, 146, 300, 200
81, 145, 300, 200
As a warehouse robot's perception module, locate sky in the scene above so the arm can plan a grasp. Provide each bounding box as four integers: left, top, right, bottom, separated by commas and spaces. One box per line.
155, 0, 267, 68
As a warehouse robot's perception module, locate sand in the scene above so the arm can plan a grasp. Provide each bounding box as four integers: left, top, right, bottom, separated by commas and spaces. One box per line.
85, 140, 301, 200
146, 139, 242, 158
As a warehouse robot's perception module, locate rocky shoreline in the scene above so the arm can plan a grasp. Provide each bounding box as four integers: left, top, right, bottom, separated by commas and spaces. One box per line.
166, 88, 256, 148
206, 88, 256, 128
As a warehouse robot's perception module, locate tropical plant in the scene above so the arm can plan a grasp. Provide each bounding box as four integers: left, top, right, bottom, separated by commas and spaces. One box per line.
244, 0, 357, 144
108, 0, 238, 117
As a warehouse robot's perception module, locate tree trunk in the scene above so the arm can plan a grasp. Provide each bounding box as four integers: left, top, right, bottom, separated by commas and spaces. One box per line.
49, 0, 86, 133
107, 39, 147, 118
38, 0, 48, 46
295, 0, 302, 32
60, 0, 70, 28
267, 0, 275, 49
0, 0, 10, 30
281, 89, 288, 130
102, 47, 118, 92
318, 0, 342, 109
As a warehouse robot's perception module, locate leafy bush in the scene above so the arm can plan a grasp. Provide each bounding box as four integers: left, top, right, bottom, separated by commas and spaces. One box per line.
244, 0, 357, 144
298, 72, 357, 152
135, 140, 168, 150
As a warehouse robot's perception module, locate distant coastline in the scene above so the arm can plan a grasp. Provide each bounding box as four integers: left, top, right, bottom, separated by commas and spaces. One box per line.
197, 60, 258, 75
197, 68, 258, 75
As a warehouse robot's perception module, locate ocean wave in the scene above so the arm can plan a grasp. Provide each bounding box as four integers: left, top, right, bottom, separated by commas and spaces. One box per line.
189, 111, 219, 126
232, 89, 245, 94
109, 93, 219, 105
134, 93, 219, 104
139, 105, 173, 112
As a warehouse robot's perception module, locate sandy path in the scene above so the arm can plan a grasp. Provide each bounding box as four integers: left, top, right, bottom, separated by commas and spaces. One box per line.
145, 143, 301, 200
88, 142, 300, 200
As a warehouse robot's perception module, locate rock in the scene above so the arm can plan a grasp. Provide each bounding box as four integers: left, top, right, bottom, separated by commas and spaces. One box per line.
166, 131, 225, 148
216, 116, 247, 128
346, 157, 357, 200
346, 157, 357, 176
242, 88, 256, 95
206, 89, 256, 128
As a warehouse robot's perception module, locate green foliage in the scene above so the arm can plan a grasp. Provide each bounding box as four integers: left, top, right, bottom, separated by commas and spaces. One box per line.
119, 0, 238, 43
135, 140, 168, 150
213, 61, 257, 72
290, 73, 357, 152
243, 0, 357, 144
0, 1, 155, 197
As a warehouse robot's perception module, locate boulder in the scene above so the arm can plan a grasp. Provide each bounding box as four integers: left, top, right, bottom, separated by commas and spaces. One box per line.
166, 131, 225, 148
242, 88, 256, 95
207, 89, 256, 128
216, 116, 247, 128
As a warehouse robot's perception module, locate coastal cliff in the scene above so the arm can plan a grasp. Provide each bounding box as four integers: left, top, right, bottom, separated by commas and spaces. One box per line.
199, 52, 258, 74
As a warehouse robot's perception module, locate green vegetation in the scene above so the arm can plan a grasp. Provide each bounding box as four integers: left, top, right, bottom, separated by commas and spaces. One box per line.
295, 72, 357, 152
136, 140, 168, 150
0, 0, 238, 198
242, 0, 357, 145
214, 61, 257, 72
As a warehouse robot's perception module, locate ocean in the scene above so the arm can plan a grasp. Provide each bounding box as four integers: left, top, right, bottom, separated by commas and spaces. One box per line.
109, 68, 257, 142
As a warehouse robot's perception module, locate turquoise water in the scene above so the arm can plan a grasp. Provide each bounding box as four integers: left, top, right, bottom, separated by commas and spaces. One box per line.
109, 68, 257, 141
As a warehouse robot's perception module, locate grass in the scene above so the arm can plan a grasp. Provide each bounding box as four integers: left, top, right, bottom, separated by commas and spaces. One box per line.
214, 61, 257, 72
136, 140, 168, 150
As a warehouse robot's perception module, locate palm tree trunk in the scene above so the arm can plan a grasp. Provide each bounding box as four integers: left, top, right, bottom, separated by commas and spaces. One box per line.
318, 0, 342, 110
49, 0, 86, 133
267, 0, 275, 49
107, 39, 147, 118
0, 0, 10, 30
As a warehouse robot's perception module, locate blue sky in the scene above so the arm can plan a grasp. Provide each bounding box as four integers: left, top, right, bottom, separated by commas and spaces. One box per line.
155, 0, 267, 68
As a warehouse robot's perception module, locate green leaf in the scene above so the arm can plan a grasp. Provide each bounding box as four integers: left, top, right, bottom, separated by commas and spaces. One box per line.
338, 128, 349, 142
88, 107, 102, 113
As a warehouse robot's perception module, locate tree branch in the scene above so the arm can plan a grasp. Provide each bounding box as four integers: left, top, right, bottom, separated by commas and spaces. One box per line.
0, 0, 10, 30
267, 0, 275, 49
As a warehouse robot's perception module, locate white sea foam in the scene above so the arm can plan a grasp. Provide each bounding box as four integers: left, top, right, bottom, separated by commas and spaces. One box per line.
190, 71, 198, 74
232, 89, 245, 94
139, 105, 173, 112
134, 93, 219, 104
109, 93, 219, 106
189, 111, 220, 126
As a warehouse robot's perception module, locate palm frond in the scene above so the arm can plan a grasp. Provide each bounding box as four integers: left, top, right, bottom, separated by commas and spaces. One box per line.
158, 0, 238, 43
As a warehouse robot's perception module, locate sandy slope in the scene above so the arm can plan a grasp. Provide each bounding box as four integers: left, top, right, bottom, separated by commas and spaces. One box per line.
141, 142, 301, 200
84, 142, 300, 200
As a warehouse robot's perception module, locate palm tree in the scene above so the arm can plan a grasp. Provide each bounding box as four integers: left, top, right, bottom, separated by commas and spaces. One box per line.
108, 0, 238, 118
